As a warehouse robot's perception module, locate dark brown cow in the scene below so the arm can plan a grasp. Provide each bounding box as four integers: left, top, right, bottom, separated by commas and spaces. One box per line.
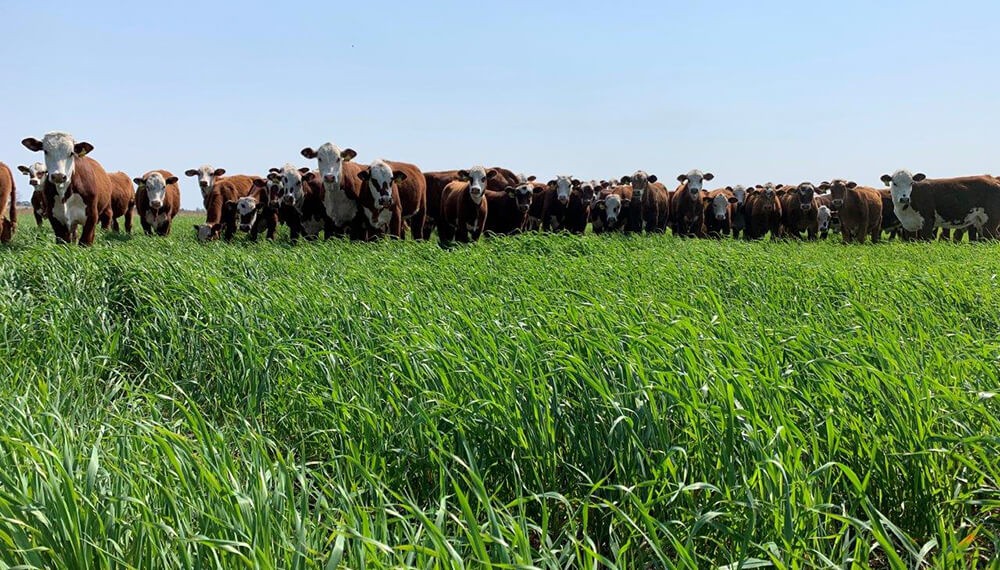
195, 175, 258, 241
820, 180, 882, 244
355, 160, 414, 239
778, 182, 820, 239
22, 132, 112, 246
133, 170, 181, 236
484, 176, 542, 235
880, 170, 1000, 240
300, 143, 365, 239
702, 188, 739, 238
17, 162, 47, 227
590, 185, 633, 234
538, 176, 587, 233
670, 170, 714, 237
239, 169, 284, 241
621, 170, 669, 234
743, 183, 783, 240
0, 163, 15, 243
425, 167, 518, 238
270, 165, 329, 244
105, 171, 135, 233
439, 167, 494, 245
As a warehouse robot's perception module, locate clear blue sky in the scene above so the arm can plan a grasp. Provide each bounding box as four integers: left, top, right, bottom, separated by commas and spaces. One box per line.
3, 1, 998, 209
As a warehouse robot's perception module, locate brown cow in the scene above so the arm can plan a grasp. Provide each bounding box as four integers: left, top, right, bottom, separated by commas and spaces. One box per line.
743, 183, 783, 240
591, 184, 633, 234
439, 166, 494, 245
22, 132, 112, 246
820, 180, 882, 244
880, 170, 1000, 240
0, 163, 15, 243
778, 182, 820, 239
620, 171, 669, 234
538, 176, 587, 233
195, 175, 258, 241
424, 167, 518, 238
355, 160, 413, 239
105, 171, 135, 234
484, 176, 543, 235
702, 188, 739, 238
269, 164, 329, 243
17, 162, 48, 227
236, 169, 284, 241
670, 170, 714, 237
133, 170, 181, 236
300, 143, 366, 239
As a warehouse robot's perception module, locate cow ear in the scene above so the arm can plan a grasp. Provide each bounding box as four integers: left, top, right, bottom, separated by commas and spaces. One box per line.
213, 168, 226, 177
547, 180, 557, 189
818, 182, 830, 191
620, 176, 631, 184
358, 170, 370, 182
301, 147, 317, 159
457, 170, 470, 181
704, 173, 714, 181
298, 167, 311, 175
73, 142, 94, 157
165, 176, 178, 185
571, 179, 581, 186
268, 167, 281, 173
846, 181, 857, 189
728, 197, 739, 204
505, 186, 515, 196
880, 174, 892, 186
17, 165, 30, 175
776, 189, 786, 196
392, 171, 407, 182
647, 174, 658, 183
724, 186, 733, 191
702, 196, 712, 204
533, 185, 544, 195
341, 148, 358, 162
185, 169, 198, 177
21, 138, 43, 152
913, 173, 926, 182
252, 178, 267, 188
302, 172, 315, 182
677, 174, 687, 182
527, 175, 537, 182
486, 169, 499, 179
132, 177, 144, 186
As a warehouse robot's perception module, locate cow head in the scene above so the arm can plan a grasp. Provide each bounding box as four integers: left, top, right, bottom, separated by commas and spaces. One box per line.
185, 165, 226, 198
726, 185, 748, 206
597, 193, 628, 227
825, 180, 857, 209
794, 182, 817, 211
880, 170, 926, 208
704, 193, 737, 221
677, 170, 714, 196
505, 181, 543, 212
194, 223, 222, 242
458, 166, 496, 205
276, 164, 312, 208
620, 170, 657, 197
231, 195, 264, 231
358, 160, 405, 209
547, 175, 579, 205
21, 132, 93, 196
757, 183, 782, 199
578, 181, 600, 207
301, 143, 357, 188
133, 171, 177, 210
817, 205, 832, 232
17, 162, 48, 189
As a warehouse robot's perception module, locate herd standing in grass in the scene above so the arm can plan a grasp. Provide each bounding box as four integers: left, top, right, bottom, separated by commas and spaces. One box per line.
6, 130, 1000, 246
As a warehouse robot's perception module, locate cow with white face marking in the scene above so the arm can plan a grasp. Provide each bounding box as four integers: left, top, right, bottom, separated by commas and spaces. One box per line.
133, 170, 181, 236
484, 176, 544, 235
267, 163, 328, 244
300, 143, 364, 238
880, 170, 1000, 240
778, 182, 821, 239
192, 169, 259, 242
356, 159, 427, 240
538, 176, 583, 232
702, 188, 739, 238
726, 185, 749, 239
240, 168, 284, 240
0, 163, 14, 242
816, 205, 832, 239
621, 170, 670, 234
670, 170, 714, 237
425, 167, 518, 239
818, 180, 882, 244
17, 162, 48, 227
22, 132, 112, 246
590, 184, 633, 234
185, 165, 226, 203
439, 166, 495, 245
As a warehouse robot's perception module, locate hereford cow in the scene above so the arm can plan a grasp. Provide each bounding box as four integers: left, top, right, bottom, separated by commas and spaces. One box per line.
22, 132, 112, 246
439, 166, 494, 245
821, 180, 882, 243
425, 167, 518, 238
702, 188, 739, 238
778, 182, 820, 239
590, 185, 633, 234
17, 162, 48, 227
743, 183, 783, 240
268, 164, 329, 243
354, 160, 411, 239
880, 170, 1000, 240
669, 170, 714, 237
816, 205, 833, 239
241, 169, 284, 240
537, 176, 583, 232
620, 171, 669, 234
133, 170, 181, 236
484, 176, 543, 235
105, 171, 135, 233
300, 143, 365, 239
0, 163, 15, 243
194, 175, 257, 242
727, 185, 750, 239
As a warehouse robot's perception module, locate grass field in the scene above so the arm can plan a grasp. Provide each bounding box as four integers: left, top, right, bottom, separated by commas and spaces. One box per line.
0, 214, 998, 568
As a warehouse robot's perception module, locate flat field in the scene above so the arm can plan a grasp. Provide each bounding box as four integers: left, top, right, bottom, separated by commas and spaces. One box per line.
0, 216, 998, 568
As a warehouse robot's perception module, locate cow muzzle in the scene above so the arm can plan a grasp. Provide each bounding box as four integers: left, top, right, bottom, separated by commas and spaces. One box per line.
716, 214, 727, 221
150, 200, 163, 209
199, 181, 209, 189
518, 204, 530, 212
898, 196, 910, 205
240, 224, 251, 232
558, 195, 569, 205
800, 204, 811, 211
378, 195, 393, 208
282, 195, 295, 205
324, 174, 337, 183
833, 199, 843, 208
49, 173, 67, 184
29, 180, 39, 187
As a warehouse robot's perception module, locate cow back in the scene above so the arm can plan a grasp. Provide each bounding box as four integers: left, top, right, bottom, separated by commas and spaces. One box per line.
108, 171, 136, 217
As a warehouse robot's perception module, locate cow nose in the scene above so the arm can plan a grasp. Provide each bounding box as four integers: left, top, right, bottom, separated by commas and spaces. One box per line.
379, 196, 393, 207
558, 196, 569, 204
832, 200, 843, 208
801, 204, 810, 211
283, 195, 294, 205
899, 196, 910, 204
199, 181, 208, 188
324, 174, 336, 183
240, 224, 251, 231
50, 173, 67, 184
29, 180, 39, 187
717, 214, 726, 220
607, 216, 617, 224
518, 204, 529, 212
150, 200, 163, 209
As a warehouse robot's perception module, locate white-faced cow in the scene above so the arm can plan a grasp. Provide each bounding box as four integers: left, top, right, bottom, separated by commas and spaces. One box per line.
621, 170, 670, 234
133, 170, 181, 236
484, 176, 543, 235
356, 159, 427, 240
270, 163, 328, 243
702, 188, 739, 238
300, 143, 364, 239
880, 170, 1000, 240
17, 162, 48, 227
671, 170, 714, 237
22, 132, 112, 246
439, 166, 495, 245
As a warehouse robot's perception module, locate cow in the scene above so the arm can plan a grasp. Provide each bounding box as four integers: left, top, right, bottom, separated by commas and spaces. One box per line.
17, 162, 48, 227
821, 180, 882, 244
105, 171, 135, 233
240, 169, 284, 240
590, 185, 633, 234
670, 170, 715, 237
816, 205, 833, 239
22, 132, 112, 246
439, 166, 494, 245
263, 164, 328, 244
880, 170, 1000, 240
133, 170, 181, 236
424, 167, 519, 239
537, 176, 587, 233
194, 175, 258, 242
355, 160, 410, 239
743, 183, 783, 240
484, 176, 543, 235
0, 163, 15, 243
702, 188, 739, 238
778, 182, 820, 239
300, 143, 365, 239
620, 170, 669, 234
727, 185, 750, 239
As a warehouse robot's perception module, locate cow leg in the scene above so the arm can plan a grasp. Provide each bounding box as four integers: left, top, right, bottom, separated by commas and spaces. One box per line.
99, 208, 112, 230
34, 212, 44, 228
140, 217, 153, 236
112, 217, 120, 232
409, 208, 426, 241
79, 209, 99, 247
124, 205, 134, 234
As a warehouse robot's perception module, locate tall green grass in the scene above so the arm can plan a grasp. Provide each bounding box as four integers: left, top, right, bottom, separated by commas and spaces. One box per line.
0, 218, 997, 568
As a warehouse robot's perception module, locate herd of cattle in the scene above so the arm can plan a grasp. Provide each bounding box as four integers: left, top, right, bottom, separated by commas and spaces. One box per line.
2, 131, 1000, 247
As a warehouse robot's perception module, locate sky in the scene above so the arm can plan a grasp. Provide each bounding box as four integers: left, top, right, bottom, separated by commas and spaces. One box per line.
2, 1, 999, 209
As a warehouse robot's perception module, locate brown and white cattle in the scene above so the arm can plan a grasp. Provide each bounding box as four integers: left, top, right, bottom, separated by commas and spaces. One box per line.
22, 132, 112, 246
821, 180, 882, 243
743, 183, 783, 240
426, 167, 518, 238
356, 160, 427, 239
778, 182, 820, 239
105, 171, 135, 233
670, 170, 714, 237
0, 163, 15, 243
17, 163, 48, 228
300, 143, 365, 239
620, 171, 669, 234
133, 170, 181, 236
439, 166, 494, 245
273, 164, 329, 243
702, 188, 739, 238
238, 169, 283, 240
484, 176, 543, 235
727, 185, 750, 239
194, 174, 258, 242
538, 176, 587, 233
880, 170, 1000, 240
590, 184, 633, 234
816, 205, 833, 239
